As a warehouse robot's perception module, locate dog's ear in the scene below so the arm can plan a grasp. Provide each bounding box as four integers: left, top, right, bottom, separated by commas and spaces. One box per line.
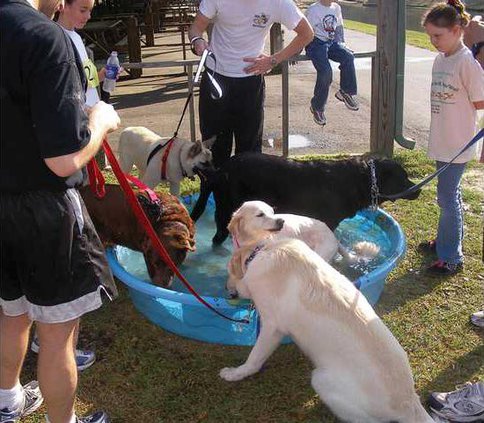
163, 228, 196, 251
227, 212, 242, 238
188, 140, 203, 158
202, 135, 216, 150
228, 249, 245, 279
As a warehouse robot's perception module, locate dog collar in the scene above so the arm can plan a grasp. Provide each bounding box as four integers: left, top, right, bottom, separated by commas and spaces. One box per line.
244, 245, 264, 268
368, 159, 379, 210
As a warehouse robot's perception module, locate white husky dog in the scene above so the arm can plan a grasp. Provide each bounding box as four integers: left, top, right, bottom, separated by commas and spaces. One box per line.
222, 238, 433, 423
118, 126, 215, 195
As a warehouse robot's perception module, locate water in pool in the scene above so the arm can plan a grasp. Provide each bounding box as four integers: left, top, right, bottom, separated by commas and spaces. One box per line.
115, 199, 393, 298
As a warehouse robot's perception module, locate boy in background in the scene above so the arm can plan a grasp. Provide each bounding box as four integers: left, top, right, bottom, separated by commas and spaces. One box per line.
305, 0, 359, 126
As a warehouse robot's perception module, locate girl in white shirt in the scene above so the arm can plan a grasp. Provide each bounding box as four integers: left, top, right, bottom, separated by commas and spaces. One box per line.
420, 0, 484, 275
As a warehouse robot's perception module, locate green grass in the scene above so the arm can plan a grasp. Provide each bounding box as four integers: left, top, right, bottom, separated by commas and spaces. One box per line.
23, 152, 483, 422
345, 19, 436, 51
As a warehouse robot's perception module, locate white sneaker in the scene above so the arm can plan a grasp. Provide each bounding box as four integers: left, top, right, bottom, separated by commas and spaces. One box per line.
335, 89, 359, 111
0, 381, 43, 422
470, 310, 484, 328
428, 382, 484, 422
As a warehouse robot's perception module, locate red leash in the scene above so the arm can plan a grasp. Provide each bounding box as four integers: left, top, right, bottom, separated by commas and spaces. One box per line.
161, 137, 175, 180
88, 140, 249, 324
86, 159, 106, 199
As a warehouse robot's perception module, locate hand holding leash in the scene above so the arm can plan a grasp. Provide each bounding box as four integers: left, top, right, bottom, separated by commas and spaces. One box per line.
190, 36, 209, 56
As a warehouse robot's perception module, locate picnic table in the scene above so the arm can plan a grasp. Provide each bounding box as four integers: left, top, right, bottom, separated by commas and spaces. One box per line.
79, 19, 124, 55
79, 17, 142, 78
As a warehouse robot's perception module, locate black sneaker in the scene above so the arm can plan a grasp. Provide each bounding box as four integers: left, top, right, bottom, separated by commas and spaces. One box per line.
0, 381, 43, 422
77, 411, 111, 423
310, 106, 326, 126
418, 239, 437, 254
335, 90, 359, 111
427, 259, 463, 276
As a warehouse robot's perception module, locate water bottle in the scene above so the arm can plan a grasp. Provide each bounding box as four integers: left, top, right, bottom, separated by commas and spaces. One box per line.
102, 51, 119, 94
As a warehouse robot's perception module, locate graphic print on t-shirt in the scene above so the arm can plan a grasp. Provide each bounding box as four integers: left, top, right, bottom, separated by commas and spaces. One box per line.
83, 58, 100, 89
252, 12, 270, 28
431, 70, 458, 114
321, 14, 337, 39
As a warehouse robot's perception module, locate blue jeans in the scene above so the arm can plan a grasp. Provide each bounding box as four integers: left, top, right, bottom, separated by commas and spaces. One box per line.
435, 161, 466, 264
305, 38, 357, 111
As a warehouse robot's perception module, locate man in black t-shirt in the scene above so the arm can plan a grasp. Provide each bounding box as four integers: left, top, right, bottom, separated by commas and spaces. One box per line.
0, 1, 120, 422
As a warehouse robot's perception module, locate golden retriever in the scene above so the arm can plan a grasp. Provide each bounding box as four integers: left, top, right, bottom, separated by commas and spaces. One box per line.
221, 238, 433, 422
228, 200, 379, 262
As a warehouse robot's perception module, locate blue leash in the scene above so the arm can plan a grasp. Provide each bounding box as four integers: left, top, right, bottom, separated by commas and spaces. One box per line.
381, 128, 484, 200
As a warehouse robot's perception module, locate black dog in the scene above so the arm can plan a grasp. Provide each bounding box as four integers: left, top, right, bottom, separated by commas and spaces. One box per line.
192, 152, 420, 244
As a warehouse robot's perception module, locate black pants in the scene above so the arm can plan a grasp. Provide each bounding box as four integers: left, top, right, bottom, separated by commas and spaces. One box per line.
199, 70, 265, 168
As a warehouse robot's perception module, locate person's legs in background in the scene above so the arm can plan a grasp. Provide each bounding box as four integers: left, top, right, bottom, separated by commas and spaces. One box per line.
305, 38, 332, 125
427, 161, 466, 275
328, 42, 359, 111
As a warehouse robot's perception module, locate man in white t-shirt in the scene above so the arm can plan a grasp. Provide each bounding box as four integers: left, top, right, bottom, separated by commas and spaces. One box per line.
305, 0, 358, 126
188, 0, 313, 168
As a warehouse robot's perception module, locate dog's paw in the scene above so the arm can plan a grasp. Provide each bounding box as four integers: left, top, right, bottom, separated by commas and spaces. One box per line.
219, 366, 249, 382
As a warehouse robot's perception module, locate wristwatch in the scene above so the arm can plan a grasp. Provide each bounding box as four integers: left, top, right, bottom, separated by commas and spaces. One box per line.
270, 56, 278, 67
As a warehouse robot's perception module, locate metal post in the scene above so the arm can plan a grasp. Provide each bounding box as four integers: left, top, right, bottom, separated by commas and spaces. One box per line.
187, 64, 196, 142
282, 60, 289, 158
394, 0, 416, 150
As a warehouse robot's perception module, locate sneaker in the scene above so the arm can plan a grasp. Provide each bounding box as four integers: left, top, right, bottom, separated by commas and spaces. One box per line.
77, 411, 111, 423
0, 381, 43, 422
310, 106, 326, 126
418, 239, 437, 254
427, 259, 463, 276
471, 311, 484, 328
428, 382, 484, 422
31, 336, 96, 372
335, 89, 359, 111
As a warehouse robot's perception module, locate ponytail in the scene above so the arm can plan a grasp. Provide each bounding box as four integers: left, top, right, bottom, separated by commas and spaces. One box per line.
422, 0, 471, 28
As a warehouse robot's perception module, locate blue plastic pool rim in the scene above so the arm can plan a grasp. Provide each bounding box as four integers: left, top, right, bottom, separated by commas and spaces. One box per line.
106, 207, 404, 309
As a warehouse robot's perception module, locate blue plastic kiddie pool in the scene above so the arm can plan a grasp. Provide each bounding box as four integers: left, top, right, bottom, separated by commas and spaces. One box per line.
106, 196, 405, 346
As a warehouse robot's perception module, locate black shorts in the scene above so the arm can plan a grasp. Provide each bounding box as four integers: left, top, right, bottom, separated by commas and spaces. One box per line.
0, 188, 117, 323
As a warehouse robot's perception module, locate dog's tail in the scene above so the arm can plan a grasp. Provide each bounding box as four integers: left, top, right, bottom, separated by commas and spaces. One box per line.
338, 241, 380, 265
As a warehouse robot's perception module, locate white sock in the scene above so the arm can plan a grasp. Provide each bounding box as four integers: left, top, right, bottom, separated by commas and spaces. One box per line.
0, 381, 23, 411
45, 413, 76, 423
